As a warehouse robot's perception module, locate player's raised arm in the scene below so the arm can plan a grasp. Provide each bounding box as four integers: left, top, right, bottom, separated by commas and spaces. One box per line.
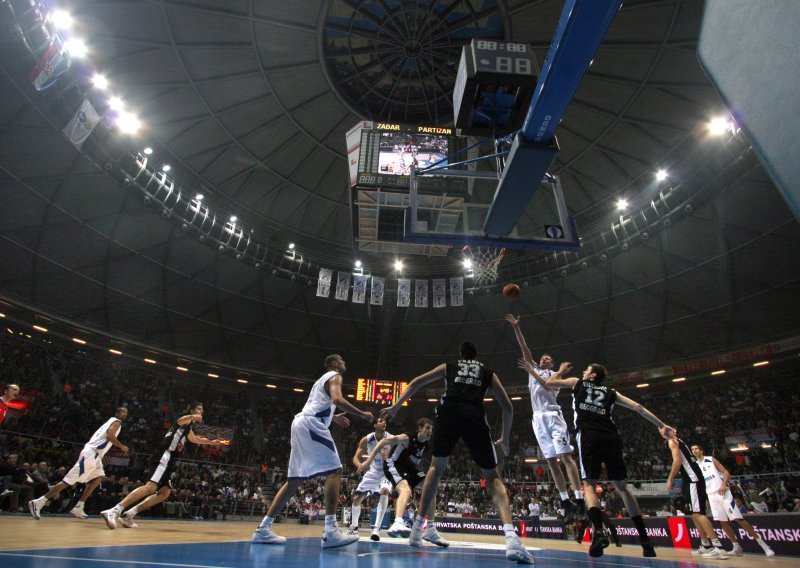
615, 392, 673, 434
505, 314, 534, 364
380, 363, 446, 422
543, 361, 577, 390
357, 434, 408, 475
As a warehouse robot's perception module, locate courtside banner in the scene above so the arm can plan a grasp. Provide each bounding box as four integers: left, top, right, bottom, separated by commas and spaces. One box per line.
435, 517, 566, 540
612, 515, 800, 556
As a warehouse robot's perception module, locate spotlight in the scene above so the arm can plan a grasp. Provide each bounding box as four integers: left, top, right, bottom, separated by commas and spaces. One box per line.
162, 164, 171, 172
143, 147, 153, 155
218, 245, 225, 252
559, 269, 568, 277
621, 242, 630, 251
254, 262, 261, 269
116, 112, 141, 134
181, 223, 189, 231
198, 234, 206, 241
288, 243, 295, 250
641, 232, 650, 241
50, 10, 73, 30
65, 39, 88, 58
235, 253, 242, 261
195, 193, 204, 201
394, 260, 403, 271
708, 116, 731, 136
355, 260, 362, 268
108, 96, 125, 111
656, 169, 668, 181
616, 198, 628, 210
463, 258, 472, 269
91, 74, 109, 90
230, 215, 237, 222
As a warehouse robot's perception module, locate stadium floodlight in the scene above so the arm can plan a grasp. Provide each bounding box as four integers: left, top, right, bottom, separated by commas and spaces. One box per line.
91, 74, 109, 90
708, 116, 731, 136
656, 169, 668, 181
616, 198, 628, 210
65, 39, 88, 58
117, 111, 141, 135
51, 10, 74, 30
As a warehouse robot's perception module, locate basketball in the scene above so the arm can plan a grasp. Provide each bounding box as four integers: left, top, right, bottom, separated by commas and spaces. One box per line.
502, 283, 521, 301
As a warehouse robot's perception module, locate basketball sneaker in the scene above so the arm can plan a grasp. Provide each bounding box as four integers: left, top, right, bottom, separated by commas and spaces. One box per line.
28, 499, 44, 520
409, 525, 423, 547
692, 546, 712, 556
505, 534, 534, 564
119, 512, 138, 528
756, 539, 775, 557
387, 518, 410, 538
701, 547, 729, 559
422, 526, 450, 547
69, 505, 89, 519
731, 544, 743, 556
346, 526, 359, 537
370, 529, 381, 542
641, 540, 657, 558
100, 508, 119, 530
321, 527, 359, 549
589, 533, 609, 557
251, 527, 286, 544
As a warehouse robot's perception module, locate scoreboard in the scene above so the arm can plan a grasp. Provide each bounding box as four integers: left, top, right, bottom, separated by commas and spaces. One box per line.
356, 378, 409, 406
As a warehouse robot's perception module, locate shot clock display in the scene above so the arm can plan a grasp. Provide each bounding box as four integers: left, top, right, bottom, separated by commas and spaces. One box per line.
356, 378, 409, 406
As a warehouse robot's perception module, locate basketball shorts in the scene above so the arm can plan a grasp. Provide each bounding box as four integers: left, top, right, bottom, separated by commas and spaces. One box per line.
431, 403, 498, 470
149, 450, 176, 489
708, 489, 743, 522
576, 429, 627, 481
532, 410, 573, 459
63, 448, 105, 485
683, 480, 708, 515
355, 466, 392, 494
287, 414, 342, 480
384, 461, 425, 490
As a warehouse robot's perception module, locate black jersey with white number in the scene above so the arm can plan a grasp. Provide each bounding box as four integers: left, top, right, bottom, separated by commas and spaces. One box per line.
161, 421, 193, 454
676, 438, 702, 483
571, 380, 617, 434
441, 359, 493, 406
388, 431, 428, 471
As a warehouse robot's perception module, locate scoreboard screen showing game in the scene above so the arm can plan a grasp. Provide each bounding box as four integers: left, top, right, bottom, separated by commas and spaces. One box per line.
352, 122, 467, 189
356, 378, 409, 406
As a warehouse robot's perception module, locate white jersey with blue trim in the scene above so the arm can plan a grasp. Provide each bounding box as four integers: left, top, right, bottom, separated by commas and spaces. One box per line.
366, 431, 392, 471
299, 370, 338, 428
84, 417, 121, 458
529, 364, 560, 413
697, 456, 725, 493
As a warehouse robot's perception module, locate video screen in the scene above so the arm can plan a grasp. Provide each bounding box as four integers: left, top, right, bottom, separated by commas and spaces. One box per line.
378, 132, 449, 176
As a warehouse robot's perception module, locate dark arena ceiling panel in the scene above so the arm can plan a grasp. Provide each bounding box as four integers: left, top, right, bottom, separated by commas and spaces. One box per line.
0, 0, 798, 385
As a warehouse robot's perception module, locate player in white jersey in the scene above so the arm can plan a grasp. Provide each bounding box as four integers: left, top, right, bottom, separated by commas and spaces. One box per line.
251, 354, 374, 549
507, 314, 583, 520
691, 444, 775, 557
348, 416, 393, 541
29, 407, 129, 520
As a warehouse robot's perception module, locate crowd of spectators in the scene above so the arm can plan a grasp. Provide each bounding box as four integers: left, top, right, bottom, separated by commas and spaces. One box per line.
3, 331, 800, 522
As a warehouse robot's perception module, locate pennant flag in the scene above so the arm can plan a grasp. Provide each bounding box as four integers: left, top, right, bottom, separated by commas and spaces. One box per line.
450, 277, 464, 306
317, 268, 333, 298
370, 276, 385, 305
397, 278, 411, 307
352, 274, 368, 304
335, 272, 351, 301
29, 38, 70, 91
415, 280, 429, 308
63, 99, 100, 149
432, 278, 446, 308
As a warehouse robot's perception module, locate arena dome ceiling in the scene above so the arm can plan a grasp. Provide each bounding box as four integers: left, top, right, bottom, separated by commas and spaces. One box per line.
0, 0, 798, 385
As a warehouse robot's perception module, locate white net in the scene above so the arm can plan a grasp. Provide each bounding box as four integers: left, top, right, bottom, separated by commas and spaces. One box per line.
463, 246, 506, 286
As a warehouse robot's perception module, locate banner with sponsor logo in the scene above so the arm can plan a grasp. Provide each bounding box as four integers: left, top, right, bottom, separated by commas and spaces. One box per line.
432, 278, 446, 308
316, 268, 332, 298
450, 277, 464, 306
415, 280, 428, 308
397, 278, 411, 307
335, 272, 351, 301
352, 274, 368, 304
370, 276, 385, 305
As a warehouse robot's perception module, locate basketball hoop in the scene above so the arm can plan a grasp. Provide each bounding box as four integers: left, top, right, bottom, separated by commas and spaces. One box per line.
462, 246, 505, 286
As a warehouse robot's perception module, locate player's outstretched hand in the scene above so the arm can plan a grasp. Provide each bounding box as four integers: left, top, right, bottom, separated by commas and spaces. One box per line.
379, 406, 398, 423
505, 314, 521, 326
190, 414, 203, 423
119, 444, 129, 455
356, 461, 370, 476
210, 439, 223, 447
495, 438, 510, 458
332, 413, 351, 428
558, 361, 573, 374
517, 358, 533, 373
659, 425, 676, 440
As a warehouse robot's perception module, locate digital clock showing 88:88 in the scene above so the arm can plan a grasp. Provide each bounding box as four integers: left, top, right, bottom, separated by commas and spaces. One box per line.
472, 40, 534, 75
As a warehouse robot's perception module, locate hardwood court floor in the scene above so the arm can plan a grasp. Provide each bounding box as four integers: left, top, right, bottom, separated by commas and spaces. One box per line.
0, 515, 789, 567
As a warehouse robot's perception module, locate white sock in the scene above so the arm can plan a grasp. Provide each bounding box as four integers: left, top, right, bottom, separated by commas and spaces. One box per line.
574, 491, 583, 500
127, 506, 139, 517
258, 515, 274, 530
112, 504, 124, 513
413, 515, 425, 528
37, 496, 49, 504
559, 491, 570, 501
325, 514, 336, 530
375, 494, 388, 530
73, 501, 84, 509
711, 539, 723, 548
503, 523, 517, 538
351, 505, 361, 528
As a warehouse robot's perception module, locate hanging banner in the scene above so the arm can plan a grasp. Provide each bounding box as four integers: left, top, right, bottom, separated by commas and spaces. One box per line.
397, 278, 411, 307
317, 268, 333, 298
450, 277, 464, 306
415, 280, 429, 308
29, 37, 70, 91
63, 99, 101, 149
335, 272, 351, 301
352, 274, 368, 304
432, 278, 446, 308
370, 277, 385, 305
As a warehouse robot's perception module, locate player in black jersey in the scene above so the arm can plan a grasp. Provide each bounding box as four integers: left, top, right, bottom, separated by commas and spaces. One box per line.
380, 341, 534, 564
100, 402, 223, 529
665, 436, 728, 558
545, 362, 674, 559
357, 418, 432, 539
